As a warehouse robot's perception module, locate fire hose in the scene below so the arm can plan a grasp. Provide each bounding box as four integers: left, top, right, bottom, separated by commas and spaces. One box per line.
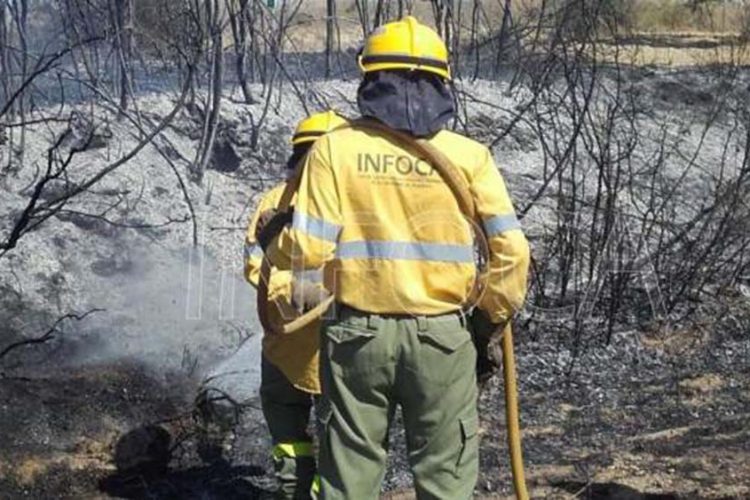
255, 119, 529, 499
501, 323, 529, 500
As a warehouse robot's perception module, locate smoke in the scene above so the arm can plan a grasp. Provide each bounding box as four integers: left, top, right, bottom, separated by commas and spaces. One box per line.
64, 244, 263, 393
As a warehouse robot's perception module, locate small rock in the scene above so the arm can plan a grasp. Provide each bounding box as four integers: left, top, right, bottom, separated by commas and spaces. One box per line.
210, 135, 241, 173
62, 112, 112, 151
34, 180, 78, 202
113, 425, 172, 476
55, 212, 121, 239
90, 256, 134, 277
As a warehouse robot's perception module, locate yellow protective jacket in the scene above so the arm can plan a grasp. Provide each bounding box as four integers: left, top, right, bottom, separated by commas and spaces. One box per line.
269, 124, 530, 325
244, 183, 321, 394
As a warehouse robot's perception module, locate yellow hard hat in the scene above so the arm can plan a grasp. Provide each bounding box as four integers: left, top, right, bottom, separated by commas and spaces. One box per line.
358, 16, 450, 80
291, 110, 347, 146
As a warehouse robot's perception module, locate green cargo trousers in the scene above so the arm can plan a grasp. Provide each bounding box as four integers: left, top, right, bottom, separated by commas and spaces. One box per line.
260, 356, 317, 500
317, 306, 479, 500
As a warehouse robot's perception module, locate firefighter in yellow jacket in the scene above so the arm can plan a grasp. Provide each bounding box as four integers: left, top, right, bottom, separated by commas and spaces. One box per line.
197, 110, 346, 500
268, 17, 530, 499
248, 110, 346, 499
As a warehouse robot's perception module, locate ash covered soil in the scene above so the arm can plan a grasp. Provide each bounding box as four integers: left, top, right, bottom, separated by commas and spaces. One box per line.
1, 70, 750, 499
2, 326, 747, 499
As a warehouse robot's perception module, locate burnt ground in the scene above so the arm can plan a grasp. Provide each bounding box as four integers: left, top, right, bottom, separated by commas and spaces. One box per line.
0, 361, 274, 499
1, 322, 748, 500
478, 331, 750, 500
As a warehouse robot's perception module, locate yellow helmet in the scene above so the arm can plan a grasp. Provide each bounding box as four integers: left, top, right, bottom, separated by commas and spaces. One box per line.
291, 110, 347, 146
358, 16, 450, 80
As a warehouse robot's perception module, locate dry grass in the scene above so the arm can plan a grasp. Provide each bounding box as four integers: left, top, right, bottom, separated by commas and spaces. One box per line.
606, 41, 750, 67
631, 0, 748, 34
275, 0, 750, 35
281, 1, 750, 67
283, 0, 444, 52
512, 0, 749, 34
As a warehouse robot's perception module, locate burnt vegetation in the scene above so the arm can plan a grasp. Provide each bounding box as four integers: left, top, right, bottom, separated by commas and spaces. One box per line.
1, 0, 749, 498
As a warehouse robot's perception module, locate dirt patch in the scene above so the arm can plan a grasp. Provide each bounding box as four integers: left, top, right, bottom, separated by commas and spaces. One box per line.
679, 373, 725, 395
640, 326, 712, 356
611, 33, 745, 50
523, 425, 565, 439
1, 451, 114, 486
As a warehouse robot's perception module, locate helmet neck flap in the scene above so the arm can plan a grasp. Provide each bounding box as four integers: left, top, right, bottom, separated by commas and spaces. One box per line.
356, 69, 455, 138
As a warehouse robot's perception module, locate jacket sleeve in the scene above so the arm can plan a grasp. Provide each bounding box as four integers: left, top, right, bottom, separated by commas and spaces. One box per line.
244, 188, 280, 288
471, 147, 531, 325
270, 138, 342, 271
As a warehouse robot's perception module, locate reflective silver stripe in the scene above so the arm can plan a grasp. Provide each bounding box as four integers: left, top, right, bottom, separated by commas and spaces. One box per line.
294, 269, 323, 283
483, 214, 521, 237
244, 243, 264, 261
292, 212, 341, 242
336, 241, 474, 263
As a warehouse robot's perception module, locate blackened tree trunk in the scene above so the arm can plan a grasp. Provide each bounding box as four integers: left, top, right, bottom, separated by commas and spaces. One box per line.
7, 0, 29, 168
193, 0, 224, 183
325, 0, 334, 77
110, 0, 134, 117
227, 0, 255, 103
495, 0, 512, 76
0, 1, 8, 172
373, 0, 384, 27
354, 0, 370, 37
0, 2, 9, 109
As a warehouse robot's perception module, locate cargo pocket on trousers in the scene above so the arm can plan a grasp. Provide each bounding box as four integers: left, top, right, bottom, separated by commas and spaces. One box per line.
416, 326, 472, 354
455, 414, 479, 477
415, 326, 474, 385
324, 324, 378, 376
